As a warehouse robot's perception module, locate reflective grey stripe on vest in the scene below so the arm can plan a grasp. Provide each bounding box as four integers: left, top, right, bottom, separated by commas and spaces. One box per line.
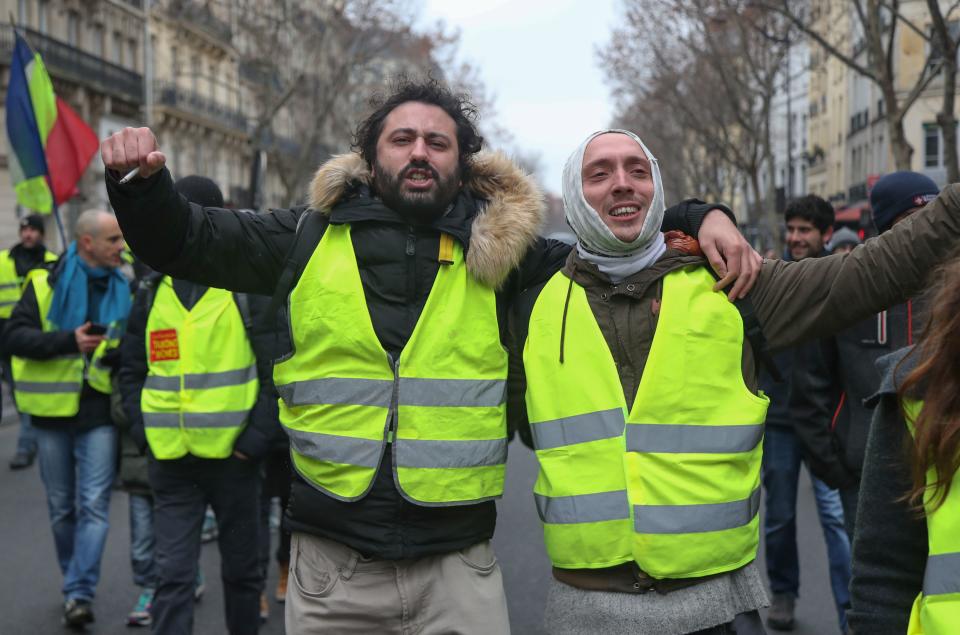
923, 551, 960, 596
283, 425, 384, 469
0, 282, 20, 290
143, 410, 250, 429
145, 365, 258, 391
535, 490, 631, 524
634, 487, 761, 535
15, 380, 83, 393
398, 378, 506, 407
625, 423, 764, 454
531, 408, 625, 450
394, 438, 507, 468
276, 378, 393, 408
0, 300, 18, 307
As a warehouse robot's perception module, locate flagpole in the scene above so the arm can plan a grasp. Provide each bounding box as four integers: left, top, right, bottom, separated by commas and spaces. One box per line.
50, 201, 67, 251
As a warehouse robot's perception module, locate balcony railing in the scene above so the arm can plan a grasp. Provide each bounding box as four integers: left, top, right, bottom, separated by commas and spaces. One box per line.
154, 81, 247, 133
168, 1, 231, 43
0, 26, 143, 104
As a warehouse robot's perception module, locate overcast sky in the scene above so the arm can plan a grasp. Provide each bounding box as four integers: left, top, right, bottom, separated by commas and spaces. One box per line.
419, 0, 619, 195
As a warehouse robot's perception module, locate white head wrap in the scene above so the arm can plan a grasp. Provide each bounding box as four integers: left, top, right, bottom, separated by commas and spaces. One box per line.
562, 129, 666, 280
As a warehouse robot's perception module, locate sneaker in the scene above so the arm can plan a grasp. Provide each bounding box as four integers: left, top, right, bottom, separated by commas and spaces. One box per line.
200, 508, 218, 543
259, 593, 269, 623
194, 570, 205, 601
9, 451, 35, 470
63, 599, 94, 629
767, 593, 796, 631
275, 561, 289, 603
126, 588, 154, 627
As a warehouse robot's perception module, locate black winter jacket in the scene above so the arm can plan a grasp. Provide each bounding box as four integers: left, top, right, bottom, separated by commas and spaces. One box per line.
106, 153, 723, 560
117, 275, 281, 461
790, 293, 928, 488
1, 259, 127, 431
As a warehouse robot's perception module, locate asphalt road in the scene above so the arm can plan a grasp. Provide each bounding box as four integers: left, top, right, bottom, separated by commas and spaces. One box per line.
0, 407, 842, 635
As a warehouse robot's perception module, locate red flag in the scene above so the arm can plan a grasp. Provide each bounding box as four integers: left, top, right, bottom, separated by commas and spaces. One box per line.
45, 97, 99, 206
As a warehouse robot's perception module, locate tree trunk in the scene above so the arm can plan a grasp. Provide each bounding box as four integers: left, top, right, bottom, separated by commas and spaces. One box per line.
885, 93, 914, 170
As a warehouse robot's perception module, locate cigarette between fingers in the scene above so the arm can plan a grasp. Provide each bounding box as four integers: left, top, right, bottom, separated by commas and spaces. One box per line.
118, 167, 141, 185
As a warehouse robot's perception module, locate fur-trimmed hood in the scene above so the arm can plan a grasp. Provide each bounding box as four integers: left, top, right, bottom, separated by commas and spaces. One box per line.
307, 152, 544, 288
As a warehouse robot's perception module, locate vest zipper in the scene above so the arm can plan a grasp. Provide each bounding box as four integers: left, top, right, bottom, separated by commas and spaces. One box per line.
386, 354, 400, 444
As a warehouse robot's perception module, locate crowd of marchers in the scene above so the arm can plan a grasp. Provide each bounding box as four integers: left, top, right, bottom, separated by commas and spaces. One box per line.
2, 76, 959, 635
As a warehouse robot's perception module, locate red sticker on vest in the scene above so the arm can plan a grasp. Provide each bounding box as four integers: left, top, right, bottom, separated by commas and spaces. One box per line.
149, 329, 180, 362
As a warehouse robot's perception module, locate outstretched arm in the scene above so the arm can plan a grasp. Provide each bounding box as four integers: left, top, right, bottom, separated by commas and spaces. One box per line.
752, 184, 960, 350
102, 127, 300, 295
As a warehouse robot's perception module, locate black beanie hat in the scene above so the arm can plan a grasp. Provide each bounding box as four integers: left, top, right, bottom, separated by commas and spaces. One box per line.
19, 214, 45, 234
174, 175, 224, 208
870, 171, 938, 233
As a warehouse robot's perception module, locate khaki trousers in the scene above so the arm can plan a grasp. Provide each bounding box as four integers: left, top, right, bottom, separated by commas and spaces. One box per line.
285, 532, 511, 634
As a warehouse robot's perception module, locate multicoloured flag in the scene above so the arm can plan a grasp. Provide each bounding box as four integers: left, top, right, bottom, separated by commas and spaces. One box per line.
5, 32, 99, 214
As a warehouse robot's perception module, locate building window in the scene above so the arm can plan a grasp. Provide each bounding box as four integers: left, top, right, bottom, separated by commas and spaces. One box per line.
67, 11, 80, 47
112, 31, 123, 65
91, 24, 104, 57
37, 0, 48, 34
171, 46, 179, 79
128, 39, 137, 71
925, 124, 942, 168
192, 56, 200, 93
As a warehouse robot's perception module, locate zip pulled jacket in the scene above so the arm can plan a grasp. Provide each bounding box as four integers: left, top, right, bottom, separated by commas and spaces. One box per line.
107, 151, 732, 560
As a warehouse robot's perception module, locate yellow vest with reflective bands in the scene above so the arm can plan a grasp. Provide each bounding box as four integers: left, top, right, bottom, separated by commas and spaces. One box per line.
904, 399, 960, 635
11, 269, 117, 417
273, 223, 508, 504
141, 278, 259, 460
524, 266, 770, 578
0, 248, 58, 318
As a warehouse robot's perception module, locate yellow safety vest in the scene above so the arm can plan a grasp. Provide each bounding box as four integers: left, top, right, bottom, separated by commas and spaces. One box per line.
141, 278, 259, 460
11, 269, 117, 417
0, 248, 57, 319
905, 399, 960, 635
524, 266, 770, 579
274, 224, 508, 504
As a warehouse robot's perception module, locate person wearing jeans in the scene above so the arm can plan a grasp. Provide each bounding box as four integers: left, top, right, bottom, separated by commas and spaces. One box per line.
3, 209, 130, 628
763, 424, 851, 631
35, 423, 117, 607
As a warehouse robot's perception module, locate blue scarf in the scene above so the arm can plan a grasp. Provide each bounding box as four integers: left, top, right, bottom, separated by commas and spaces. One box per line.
47, 242, 132, 331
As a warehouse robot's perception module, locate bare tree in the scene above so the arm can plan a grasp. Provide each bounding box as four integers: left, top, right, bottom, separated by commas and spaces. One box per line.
924, 0, 960, 181
754, 0, 945, 172
231, 0, 433, 206
601, 0, 790, 239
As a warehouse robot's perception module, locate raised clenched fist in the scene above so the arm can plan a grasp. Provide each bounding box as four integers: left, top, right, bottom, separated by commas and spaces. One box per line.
100, 127, 166, 181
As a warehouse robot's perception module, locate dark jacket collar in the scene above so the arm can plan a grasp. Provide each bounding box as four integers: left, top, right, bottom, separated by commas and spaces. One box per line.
327, 184, 477, 249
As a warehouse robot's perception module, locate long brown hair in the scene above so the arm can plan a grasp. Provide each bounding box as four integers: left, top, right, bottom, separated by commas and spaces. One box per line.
900, 257, 960, 511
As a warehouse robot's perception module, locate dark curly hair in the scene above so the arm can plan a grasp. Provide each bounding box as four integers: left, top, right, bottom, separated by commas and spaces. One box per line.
784, 194, 835, 233
352, 76, 484, 178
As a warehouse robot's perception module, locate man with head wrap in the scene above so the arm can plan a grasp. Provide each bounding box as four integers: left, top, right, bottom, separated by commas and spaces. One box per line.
510, 130, 960, 634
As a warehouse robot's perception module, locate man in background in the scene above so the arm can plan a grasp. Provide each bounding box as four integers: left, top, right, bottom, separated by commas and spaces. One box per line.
2, 213, 58, 469
791, 171, 940, 540
762, 195, 852, 632
2, 209, 130, 629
